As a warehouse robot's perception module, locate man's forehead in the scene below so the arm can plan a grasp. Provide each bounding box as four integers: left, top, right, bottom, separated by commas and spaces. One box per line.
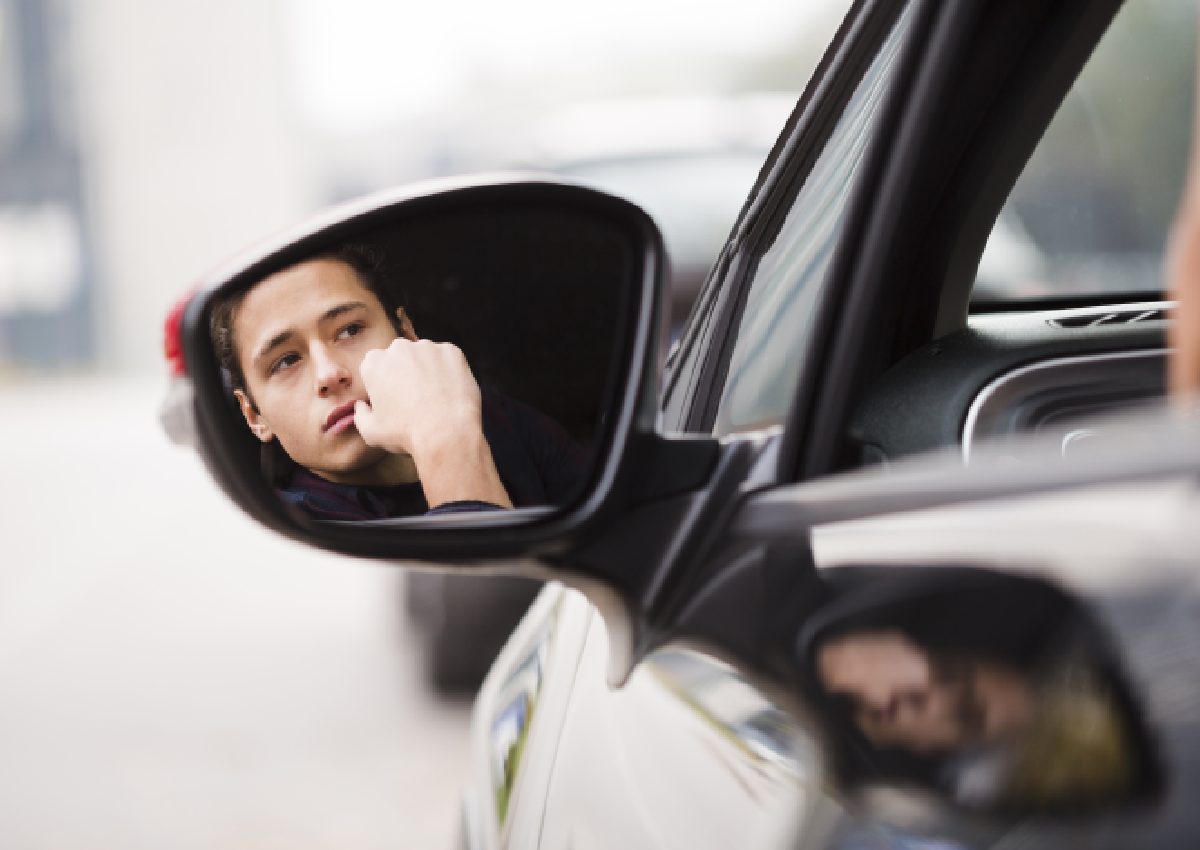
236, 258, 381, 348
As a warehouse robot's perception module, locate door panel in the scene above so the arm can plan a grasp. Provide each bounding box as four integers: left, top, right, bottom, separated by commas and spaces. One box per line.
537, 613, 842, 850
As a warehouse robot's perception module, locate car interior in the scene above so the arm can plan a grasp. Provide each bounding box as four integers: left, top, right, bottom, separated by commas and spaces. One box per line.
787, 1, 1176, 479
848, 298, 1169, 465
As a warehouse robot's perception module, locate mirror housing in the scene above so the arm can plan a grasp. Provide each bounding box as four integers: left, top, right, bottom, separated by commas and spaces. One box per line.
179, 175, 693, 564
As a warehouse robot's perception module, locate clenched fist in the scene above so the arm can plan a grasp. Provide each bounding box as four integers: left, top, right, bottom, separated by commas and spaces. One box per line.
354, 339, 512, 509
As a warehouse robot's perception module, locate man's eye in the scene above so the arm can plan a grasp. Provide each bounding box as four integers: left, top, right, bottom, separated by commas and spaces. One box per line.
269, 353, 300, 375
336, 321, 365, 341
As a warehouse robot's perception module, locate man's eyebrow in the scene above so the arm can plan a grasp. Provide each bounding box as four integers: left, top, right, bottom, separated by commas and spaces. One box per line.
251, 301, 371, 368
320, 301, 369, 323
253, 328, 295, 368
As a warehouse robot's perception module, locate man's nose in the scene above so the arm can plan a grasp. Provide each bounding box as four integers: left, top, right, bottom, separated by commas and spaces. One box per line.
312, 346, 352, 396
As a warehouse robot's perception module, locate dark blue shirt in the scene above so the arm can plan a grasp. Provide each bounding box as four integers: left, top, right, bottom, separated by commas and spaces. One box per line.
278, 389, 587, 520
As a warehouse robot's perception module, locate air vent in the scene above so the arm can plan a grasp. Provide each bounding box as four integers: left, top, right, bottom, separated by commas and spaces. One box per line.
1049, 308, 1167, 329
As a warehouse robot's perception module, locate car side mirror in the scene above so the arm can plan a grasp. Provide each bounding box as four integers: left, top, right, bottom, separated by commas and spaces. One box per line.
176, 176, 697, 563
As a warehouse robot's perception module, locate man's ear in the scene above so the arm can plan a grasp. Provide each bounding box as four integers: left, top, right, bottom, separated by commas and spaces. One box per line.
395, 307, 419, 341
234, 389, 275, 443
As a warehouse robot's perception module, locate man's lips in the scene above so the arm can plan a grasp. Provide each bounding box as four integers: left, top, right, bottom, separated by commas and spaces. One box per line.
324, 400, 359, 435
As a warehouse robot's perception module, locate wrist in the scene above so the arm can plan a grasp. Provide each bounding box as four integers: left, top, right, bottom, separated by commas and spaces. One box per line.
408, 409, 482, 462
411, 427, 513, 510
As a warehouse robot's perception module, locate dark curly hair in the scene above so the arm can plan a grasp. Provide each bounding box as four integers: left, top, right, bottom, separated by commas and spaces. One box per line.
210, 243, 403, 408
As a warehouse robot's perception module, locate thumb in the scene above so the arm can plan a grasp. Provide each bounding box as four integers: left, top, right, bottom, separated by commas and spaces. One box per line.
353, 400, 380, 446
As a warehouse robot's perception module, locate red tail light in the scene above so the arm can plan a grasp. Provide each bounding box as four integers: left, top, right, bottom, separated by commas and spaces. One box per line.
163, 291, 193, 378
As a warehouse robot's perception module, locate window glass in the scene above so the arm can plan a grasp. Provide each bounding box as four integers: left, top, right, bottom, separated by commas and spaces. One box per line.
714, 8, 912, 436
972, 0, 1196, 302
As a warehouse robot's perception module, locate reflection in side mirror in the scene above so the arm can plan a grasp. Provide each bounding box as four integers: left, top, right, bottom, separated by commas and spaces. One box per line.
181, 179, 664, 552
800, 569, 1161, 818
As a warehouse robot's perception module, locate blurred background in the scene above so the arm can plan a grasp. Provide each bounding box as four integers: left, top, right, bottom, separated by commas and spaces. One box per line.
0, 0, 845, 846
1, 0, 1195, 846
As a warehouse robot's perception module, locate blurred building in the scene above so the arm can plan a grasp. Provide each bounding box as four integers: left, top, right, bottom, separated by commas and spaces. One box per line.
1, 0, 317, 374
0, 0, 93, 370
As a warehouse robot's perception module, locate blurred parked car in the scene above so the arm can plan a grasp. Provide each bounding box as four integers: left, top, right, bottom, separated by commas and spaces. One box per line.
507, 94, 796, 330
406, 95, 793, 693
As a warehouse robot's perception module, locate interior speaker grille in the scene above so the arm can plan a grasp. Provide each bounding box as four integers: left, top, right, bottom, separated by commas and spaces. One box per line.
1048, 308, 1166, 329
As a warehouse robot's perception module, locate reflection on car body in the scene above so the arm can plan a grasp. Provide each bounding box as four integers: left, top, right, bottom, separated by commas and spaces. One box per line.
802, 569, 1158, 814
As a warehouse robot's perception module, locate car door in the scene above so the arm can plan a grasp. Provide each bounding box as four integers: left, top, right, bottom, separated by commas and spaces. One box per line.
537, 0, 1173, 848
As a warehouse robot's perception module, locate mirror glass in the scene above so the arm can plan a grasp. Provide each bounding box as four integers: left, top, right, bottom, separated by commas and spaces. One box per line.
801, 570, 1161, 816
200, 200, 638, 524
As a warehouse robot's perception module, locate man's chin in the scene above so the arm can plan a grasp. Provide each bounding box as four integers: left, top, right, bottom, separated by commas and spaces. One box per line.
294, 448, 383, 484
312, 451, 417, 487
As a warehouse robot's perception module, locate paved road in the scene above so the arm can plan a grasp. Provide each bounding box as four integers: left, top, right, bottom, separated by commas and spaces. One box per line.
0, 376, 472, 849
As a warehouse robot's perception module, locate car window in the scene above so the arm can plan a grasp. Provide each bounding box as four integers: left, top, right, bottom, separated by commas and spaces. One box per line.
971, 0, 1195, 303
713, 6, 914, 437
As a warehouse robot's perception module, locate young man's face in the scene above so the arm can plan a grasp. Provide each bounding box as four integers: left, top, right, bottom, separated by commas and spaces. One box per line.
232, 258, 410, 485
817, 631, 975, 753
817, 630, 1032, 754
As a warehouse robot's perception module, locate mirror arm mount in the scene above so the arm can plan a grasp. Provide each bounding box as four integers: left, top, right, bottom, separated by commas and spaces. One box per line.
561, 432, 795, 687
626, 431, 722, 504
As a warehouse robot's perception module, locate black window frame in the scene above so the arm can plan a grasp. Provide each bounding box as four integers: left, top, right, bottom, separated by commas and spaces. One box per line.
661, 0, 914, 435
